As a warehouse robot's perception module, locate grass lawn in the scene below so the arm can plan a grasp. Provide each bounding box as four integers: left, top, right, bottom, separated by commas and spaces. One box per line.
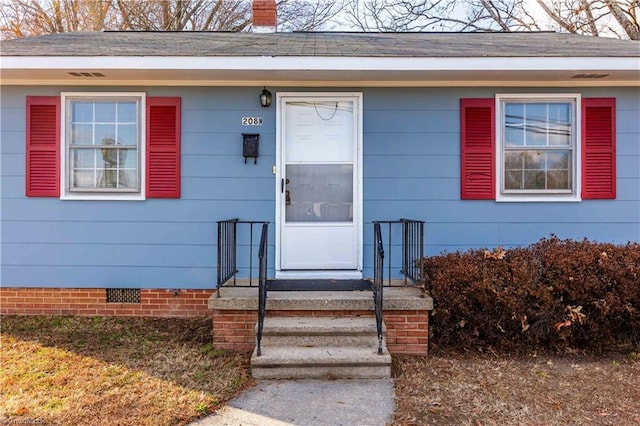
2, 316, 638, 425
1, 316, 253, 426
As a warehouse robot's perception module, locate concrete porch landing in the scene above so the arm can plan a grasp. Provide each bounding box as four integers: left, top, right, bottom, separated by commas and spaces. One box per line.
209, 285, 433, 311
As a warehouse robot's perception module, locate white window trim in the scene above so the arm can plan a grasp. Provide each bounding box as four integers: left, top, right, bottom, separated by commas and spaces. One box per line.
495, 93, 582, 203
60, 92, 146, 201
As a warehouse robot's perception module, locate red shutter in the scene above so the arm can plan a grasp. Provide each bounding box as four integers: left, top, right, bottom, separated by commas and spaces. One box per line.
26, 96, 60, 197
582, 98, 616, 199
460, 98, 495, 200
146, 97, 181, 198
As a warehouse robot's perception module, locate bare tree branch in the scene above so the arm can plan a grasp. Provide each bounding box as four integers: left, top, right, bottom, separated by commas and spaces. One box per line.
343, 0, 639, 39
276, 0, 344, 32
0, 0, 344, 38
605, 0, 640, 38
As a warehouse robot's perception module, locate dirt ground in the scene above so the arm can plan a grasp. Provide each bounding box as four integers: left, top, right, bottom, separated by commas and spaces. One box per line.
392, 352, 640, 426
2, 316, 638, 426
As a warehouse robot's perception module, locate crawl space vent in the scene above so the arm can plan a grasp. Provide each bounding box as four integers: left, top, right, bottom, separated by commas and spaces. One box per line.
107, 288, 141, 303
68, 72, 106, 78
571, 73, 609, 79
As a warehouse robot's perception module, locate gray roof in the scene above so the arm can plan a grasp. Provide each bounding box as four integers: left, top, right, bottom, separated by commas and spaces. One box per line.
2, 31, 639, 57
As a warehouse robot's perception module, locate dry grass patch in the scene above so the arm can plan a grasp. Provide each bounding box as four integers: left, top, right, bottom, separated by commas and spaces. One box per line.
0, 316, 253, 425
393, 353, 640, 426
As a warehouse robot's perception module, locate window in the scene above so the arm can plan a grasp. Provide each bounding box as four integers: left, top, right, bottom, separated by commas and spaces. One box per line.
26, 94, 181, 199
498, 95, 578, 201
460, 96, 615, 202
62, 93, 145, 199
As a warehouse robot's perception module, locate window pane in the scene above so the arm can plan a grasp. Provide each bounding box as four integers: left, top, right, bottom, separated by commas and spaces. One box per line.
95, 102, 116, 122
524, 150, 544, 169
71, 123, 93, 145
117, 124, 137, 145
505, 126, 524, 147
548, 103, 572, 146
285, 101, 354, 163
505, 170, 523, 190
72, 102, 93, 122
526, 103, 547, 123
117, 102, 137, 122
121, 149, 137, 170
71, 169, 96, 188
505, 103, 523, 125
504, 103, 524, 147
547, 170, 570, 190
549, 103, 570, 123
504, 151, 523, 169
96, 124, 116, 144
524, 170, 546, 189
70, 149, 95, 168
70, 148, 97, 189
525, 104, 547, 146
98, 148, 137, 189
285, 164, 353, 222
547, 151, 570, 169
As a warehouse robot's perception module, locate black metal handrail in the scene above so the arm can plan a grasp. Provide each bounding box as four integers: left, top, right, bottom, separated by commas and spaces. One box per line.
401, 218, 424, 284
256, 222, 269, 357
217, 218, 239, 290
373, 222, 385, 355
216, 219, 269, 296
372, 219, 425, 286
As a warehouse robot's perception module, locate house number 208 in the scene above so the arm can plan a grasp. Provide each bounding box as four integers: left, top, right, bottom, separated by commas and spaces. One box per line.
242, 117, 263, 126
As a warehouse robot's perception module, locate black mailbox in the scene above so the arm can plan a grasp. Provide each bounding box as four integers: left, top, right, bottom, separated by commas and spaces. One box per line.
242, 133, 259, 164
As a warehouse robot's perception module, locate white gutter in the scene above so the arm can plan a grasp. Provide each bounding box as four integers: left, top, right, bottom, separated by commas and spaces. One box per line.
2, 56, 639, 72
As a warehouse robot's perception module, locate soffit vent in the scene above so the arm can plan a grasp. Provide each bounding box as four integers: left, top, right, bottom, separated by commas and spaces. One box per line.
106, 288, 141, 303
571, 73, 610, 79
68, 71, 106, 78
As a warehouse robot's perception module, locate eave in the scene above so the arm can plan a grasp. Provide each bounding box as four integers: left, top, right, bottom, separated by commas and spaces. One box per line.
1, 56, 639, 87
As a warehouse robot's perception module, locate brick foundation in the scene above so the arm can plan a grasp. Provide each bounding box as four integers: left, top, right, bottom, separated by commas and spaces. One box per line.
212, 308, 429, 355
0, 288, 214, 317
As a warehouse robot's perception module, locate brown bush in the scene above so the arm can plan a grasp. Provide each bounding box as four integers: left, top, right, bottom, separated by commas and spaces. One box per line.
422, 236, 640, 354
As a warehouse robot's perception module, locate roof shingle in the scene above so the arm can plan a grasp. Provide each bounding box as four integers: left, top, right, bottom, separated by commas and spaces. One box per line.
2, 31, 638, 57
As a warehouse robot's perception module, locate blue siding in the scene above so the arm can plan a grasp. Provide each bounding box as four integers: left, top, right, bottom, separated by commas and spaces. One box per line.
1, 85, 638, 288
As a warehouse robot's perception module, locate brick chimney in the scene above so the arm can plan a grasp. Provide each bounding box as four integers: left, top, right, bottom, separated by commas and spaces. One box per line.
252, 0, 277, 33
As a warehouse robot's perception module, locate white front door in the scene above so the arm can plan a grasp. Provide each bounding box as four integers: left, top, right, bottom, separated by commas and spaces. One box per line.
276, 93, 362, 273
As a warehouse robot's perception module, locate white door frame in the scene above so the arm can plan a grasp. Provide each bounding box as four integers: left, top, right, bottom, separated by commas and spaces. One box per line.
275, 92, 363, 278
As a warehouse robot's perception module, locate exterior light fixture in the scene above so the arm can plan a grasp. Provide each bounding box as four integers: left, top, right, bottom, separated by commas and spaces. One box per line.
260, 87, 272, 108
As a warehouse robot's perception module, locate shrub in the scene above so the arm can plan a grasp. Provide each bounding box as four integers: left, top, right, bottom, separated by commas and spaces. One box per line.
422, 236, 640, 354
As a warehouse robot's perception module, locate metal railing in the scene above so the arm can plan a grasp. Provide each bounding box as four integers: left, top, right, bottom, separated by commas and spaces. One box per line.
373, 222, 385, 355
256, 223, 269, 357
372, 219, 425, 286
216, 219, 269, 296
217, 218, 238, 290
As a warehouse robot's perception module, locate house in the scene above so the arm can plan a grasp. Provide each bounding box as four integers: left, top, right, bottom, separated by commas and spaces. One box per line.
1, 1, 639, 371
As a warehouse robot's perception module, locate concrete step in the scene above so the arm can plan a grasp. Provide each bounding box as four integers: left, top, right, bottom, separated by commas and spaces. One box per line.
251, 345, 391, 379
259, 316, 384, 347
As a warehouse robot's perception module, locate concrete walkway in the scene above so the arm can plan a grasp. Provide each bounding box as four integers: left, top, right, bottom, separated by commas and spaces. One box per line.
190, 378, 395, 426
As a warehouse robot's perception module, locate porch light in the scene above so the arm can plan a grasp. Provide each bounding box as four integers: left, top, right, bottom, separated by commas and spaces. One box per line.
260, 87, 272, 108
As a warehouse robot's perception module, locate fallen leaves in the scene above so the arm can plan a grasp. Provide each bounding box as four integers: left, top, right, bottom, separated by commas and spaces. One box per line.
555, 305, 587, 332
483, 247, 506, 260
393, 355, 640, 425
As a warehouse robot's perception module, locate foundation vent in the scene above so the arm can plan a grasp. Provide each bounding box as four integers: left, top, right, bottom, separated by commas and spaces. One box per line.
106, 288, 141, 303
68, 72, 105, 78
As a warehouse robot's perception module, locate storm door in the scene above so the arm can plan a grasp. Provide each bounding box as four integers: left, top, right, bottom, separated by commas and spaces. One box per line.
276, 93, 362, 273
